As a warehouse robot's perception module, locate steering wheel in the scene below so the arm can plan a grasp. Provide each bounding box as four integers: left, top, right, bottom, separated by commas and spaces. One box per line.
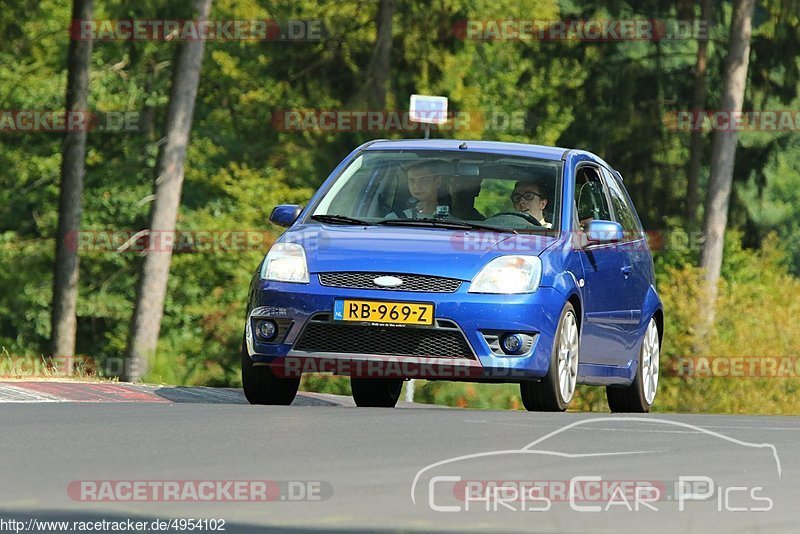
489, 211, 543, 226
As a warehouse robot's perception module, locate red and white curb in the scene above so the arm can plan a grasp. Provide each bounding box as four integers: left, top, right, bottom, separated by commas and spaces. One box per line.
0, 381, 170, 403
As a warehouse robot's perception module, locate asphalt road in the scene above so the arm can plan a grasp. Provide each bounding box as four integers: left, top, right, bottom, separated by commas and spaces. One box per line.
1, 384, 799, 533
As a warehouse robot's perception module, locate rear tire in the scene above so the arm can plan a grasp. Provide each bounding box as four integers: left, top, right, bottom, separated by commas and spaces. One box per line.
520, 302, 579, 412
606, 317, 660, 413
241, 341, 300, 405
350, 377, 402, 408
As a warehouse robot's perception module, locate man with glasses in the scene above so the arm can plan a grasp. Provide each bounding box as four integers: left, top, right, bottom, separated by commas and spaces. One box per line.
511, 180, 551, 228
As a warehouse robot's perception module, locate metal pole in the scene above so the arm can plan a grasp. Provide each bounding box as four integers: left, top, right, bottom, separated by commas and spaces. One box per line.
405, 379, 415, 403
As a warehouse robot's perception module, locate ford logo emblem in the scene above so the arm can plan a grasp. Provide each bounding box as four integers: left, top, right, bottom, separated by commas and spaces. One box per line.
372, 276, 403, 288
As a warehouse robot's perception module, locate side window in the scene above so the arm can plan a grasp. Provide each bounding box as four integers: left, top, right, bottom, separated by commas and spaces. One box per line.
602, 168, 641, 238
575, 166, 611, 228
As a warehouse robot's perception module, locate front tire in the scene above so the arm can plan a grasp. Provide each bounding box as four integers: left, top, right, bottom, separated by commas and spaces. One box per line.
606, 317, 660, 413
350, 378, 402, 408
241, 341, 300, 405
520, 302, 580, 412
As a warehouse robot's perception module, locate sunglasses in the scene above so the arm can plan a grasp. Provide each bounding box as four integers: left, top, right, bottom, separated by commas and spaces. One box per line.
511, 191, 543, 203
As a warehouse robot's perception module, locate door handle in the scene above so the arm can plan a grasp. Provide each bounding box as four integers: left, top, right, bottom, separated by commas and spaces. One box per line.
621, 265, 633, 277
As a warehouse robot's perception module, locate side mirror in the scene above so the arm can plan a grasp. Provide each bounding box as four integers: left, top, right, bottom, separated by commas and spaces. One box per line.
269, 205, 302, 228
585, 220, 624, 244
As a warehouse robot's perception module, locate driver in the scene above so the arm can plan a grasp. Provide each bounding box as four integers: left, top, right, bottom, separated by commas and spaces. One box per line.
511, 181, 551, 228
387, 161, 445, 219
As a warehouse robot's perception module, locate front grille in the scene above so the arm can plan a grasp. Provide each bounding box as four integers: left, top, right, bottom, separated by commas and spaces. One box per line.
318, 272, 461, 293
293, 322, 474, 359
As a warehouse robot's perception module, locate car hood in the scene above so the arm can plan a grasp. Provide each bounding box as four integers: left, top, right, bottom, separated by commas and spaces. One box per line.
280, 224, 557, 281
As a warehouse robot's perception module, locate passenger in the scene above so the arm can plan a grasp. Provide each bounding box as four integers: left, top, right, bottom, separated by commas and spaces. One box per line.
511, 181, 551, 228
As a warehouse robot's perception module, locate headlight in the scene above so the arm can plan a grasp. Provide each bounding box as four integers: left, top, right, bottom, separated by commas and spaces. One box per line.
468, 255, 542, 294
260, 243, 310, 283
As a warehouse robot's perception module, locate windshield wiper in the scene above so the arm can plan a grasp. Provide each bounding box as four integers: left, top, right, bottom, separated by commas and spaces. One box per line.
378, 218, 517, 234
310, 214, 375, 226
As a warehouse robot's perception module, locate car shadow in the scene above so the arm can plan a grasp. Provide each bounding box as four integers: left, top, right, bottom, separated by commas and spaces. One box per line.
150, 386, 342, 407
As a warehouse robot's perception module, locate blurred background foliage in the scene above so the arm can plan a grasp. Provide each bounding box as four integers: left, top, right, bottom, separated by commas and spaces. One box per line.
1, 0, 799, 412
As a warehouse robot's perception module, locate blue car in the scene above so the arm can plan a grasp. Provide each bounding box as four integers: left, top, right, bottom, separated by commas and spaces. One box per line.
243, 139, 663, 412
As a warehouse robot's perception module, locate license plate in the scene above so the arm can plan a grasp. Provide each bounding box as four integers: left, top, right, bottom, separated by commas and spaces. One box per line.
333, 299, 434, 326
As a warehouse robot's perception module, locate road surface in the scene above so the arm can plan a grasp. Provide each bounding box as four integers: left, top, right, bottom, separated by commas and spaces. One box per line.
0, 381, 798, 532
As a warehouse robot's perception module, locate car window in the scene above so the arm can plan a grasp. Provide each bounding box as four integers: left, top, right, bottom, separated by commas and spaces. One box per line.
602, 167, 642, 238
574, 166, 611, 228
310, 150, 563, 233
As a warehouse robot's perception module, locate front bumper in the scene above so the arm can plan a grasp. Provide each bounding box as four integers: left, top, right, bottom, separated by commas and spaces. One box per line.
245, 275, 566, 380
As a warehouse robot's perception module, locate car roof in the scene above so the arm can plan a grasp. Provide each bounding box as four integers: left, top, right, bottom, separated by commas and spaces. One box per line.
363, 139, 614, 170
364, 139, 567, 160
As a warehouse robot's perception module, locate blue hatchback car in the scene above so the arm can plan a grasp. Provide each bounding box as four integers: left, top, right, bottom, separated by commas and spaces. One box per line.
243, 139, 663, 412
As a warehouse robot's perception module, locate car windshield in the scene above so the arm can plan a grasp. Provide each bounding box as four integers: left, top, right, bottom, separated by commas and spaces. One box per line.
310, 150, 562, 233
